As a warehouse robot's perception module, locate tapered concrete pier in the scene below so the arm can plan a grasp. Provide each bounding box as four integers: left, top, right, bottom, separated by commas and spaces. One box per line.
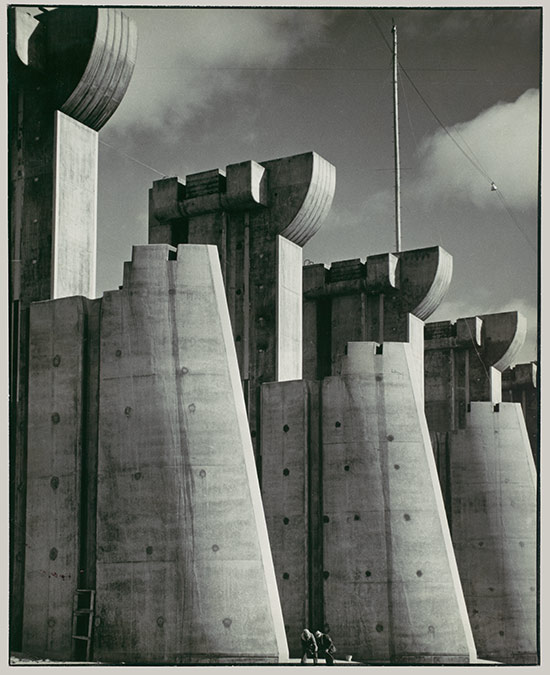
425, 312, 537, 664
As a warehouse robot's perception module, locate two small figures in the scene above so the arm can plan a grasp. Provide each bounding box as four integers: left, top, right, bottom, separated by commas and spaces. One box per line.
300, 628, 336, 665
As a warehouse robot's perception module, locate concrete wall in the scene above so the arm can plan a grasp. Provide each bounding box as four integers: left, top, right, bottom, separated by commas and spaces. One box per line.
94, 244, 288, 664
321, 338, 476, 664
52, 112, 98, 299
23, 296, 98, 658
260, 380, 323, 656
447, 402, 537, 664
276, 237, 303, 381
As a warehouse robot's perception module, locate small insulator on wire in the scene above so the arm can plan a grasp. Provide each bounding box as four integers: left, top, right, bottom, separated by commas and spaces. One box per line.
491, 182, 498, 191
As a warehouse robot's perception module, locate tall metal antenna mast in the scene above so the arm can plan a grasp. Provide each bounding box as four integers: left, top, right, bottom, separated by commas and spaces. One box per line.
392, 22, 402, 252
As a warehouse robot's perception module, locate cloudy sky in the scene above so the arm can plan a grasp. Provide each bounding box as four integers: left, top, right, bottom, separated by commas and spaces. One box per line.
94, 3, 541, 363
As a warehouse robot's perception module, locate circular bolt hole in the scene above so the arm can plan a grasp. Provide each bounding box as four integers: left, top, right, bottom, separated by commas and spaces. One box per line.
365, 570, 371, 577
323, 515, 330, 523
387, 434, 394, 441
51, 413, 60, 424
283, 424, 289, 432
375, 375, 383, 382
344, 465, 350, 471
283, 517, 290, 525
335, 421, 341, 428
50, 476, 59, 490
478, 541, 484, 547
519, 541, 525, 548
222, 618, 232, 628
283, 572, 289, 580
251, 430, 256, 438
236, 335, 241, 342
52, 355, 61, 367
124, 407, 132, 417
499, 631, 504, 636
394, 464, 400, 470
49, 548, 58, 561
236, 289, 242, 296
489, 587, 494, 592
47, 618, 56, 628
212, 544, 219, 552
115, 349, 122, 357
283, 468, 289, 476
375, 624, 384, 633
146, 546, 153, 555
188, 403, 196, 413
181, 367, 189, 375
416, 570, 423, 577
404, 513, 411, 521
428, 625, 435, 634
134, 472, 142, 480
323, 571, 330, 580
354, 514, 360, 521
199, 469, 206, 478
156, 616, 165, 627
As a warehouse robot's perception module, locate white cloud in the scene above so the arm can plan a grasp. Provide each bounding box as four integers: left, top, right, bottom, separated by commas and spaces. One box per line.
413, 88, 540, 211
109, 8, 338, 134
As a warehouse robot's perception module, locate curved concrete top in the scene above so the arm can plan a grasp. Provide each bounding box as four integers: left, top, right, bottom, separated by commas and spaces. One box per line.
261, 152, 336, 247
395, 246, 453, 321
35, 7, 137, 130
478, 311, 527, 371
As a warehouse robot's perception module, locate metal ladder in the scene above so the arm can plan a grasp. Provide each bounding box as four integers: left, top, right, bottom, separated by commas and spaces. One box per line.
71, 589, 95, 661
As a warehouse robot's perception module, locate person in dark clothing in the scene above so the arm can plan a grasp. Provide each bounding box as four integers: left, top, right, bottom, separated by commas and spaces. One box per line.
300, 628, 318, 664
315, 630, 336, 665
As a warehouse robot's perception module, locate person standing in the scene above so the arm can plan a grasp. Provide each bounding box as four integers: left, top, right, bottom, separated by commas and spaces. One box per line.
300, 628, 318, 664
314, 630, 336, 665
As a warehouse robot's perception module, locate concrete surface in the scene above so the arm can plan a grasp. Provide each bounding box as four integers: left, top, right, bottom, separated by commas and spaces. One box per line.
52, 112, 98, 299
148, 152, 335, 463
94, 244, 288, 663
448, 402, 537, 664
502, 362, 538, 465
23, 296, 95, 658
9, 7, 136, 651
302, 246, 452, 380
320, 339, 476, 664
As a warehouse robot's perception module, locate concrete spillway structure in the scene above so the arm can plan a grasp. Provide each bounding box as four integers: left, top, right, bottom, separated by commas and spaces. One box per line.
261, 249, 477, 663
9, 6, 137, 650
23, 245, 289, 663
425, 313, 537, 664
502, 362, 538, 467
148, 153, 336, 464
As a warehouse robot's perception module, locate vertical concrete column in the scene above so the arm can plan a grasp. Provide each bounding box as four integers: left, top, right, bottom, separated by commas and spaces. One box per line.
260, 380, 323, 656
9, 7, 136, 650
23, 296, 98, 659
321, 335, 476, 664
502, 362, 538, 466
148, 153, 336, 465
94, 244, 288, 664
424, 311, 537, 663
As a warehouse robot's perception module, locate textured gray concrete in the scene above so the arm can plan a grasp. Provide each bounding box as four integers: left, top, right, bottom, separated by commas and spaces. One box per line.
52, 112, 98, 299
320, 338, 476, 664
9, 7, 136, 651
424, 312, 537, 663
94, 244, 288, 663
148, 152, 335, 462
448, 403, 537, 663
23, 296, 98, 659
502, 362, 538, 465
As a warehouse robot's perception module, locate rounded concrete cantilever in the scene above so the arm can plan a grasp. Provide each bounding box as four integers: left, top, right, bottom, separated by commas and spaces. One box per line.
475, 311, 527, 372
28, 7, 137, 130
260, 152, 336, 247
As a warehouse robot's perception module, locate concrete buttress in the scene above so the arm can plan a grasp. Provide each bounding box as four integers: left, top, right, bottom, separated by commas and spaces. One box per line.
262, 246, 478, 662
424, 312, 537, 663
93, 245, 288, 663
148, 153, 336, 467
9, 6, 136, 650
